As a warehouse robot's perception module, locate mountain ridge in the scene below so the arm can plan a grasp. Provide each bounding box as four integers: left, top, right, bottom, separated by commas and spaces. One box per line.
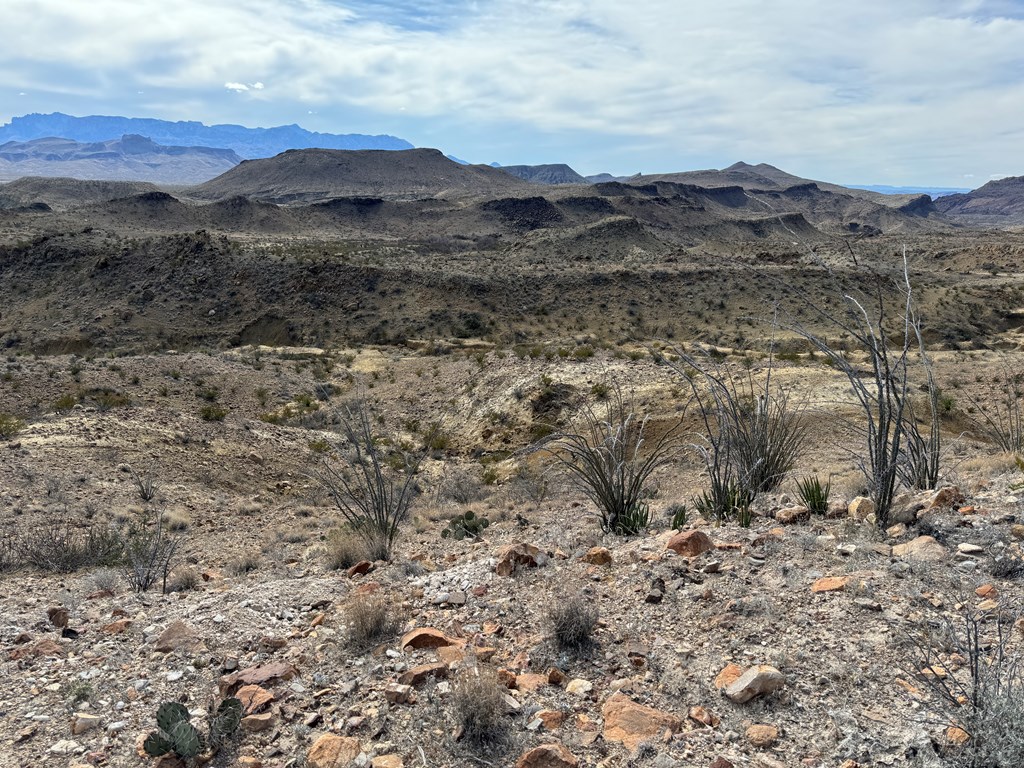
0, 112, 413, 159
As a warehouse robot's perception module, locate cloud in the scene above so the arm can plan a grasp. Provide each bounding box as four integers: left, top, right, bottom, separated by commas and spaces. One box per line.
2, 0, 1024, 183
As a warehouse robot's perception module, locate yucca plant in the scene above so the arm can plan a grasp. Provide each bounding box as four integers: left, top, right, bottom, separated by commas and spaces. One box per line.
550, 387, 681, 535
796, 475, 831, 515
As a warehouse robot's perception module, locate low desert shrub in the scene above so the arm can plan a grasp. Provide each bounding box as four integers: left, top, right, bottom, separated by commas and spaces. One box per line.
323, 528, 370, 571
547, 593, 599, 652
907, 599, 1024, 767
121, 511, 179, 592
345, 594, 399, 649
450, 665, 509, 751
0, 412, 25, 439
16, 514, 124, 573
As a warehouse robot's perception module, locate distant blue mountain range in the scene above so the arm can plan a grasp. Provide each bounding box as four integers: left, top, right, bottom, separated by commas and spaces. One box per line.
0, 112, 413, 160
847, 184, 971, 198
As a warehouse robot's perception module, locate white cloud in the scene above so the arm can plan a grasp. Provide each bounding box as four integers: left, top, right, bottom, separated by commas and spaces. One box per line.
2, 0, 1024, 183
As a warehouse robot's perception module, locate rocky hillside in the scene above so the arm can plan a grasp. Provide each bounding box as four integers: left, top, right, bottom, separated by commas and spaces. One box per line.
499, 164, 589, 185
193, 149, 532, 203
935, 175, 1024, 227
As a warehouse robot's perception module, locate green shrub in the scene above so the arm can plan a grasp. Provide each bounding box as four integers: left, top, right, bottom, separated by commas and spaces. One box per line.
200, 405, 229, 422
0, 412, 26, 439
796, 476, 831, 514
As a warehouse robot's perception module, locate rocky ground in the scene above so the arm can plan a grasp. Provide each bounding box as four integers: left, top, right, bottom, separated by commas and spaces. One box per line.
2, 345, 1024, 768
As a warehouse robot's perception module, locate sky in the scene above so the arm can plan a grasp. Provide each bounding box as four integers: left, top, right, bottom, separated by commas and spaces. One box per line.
4, 0, 1024, 187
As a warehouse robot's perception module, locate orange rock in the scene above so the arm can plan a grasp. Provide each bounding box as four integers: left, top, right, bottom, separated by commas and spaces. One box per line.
219, 662, 299, 696
946, 726, 970, 746
930, 486, 965, 509
516, 673, 549, 693
495, 543, 547, 577
306, 734, 361, 768
895, 677, 923, 698
400, 628, 460, 651
497, 669, 518, 688
710, 759, 734, 768
398, 662, 449, 687
601, 692, 683, 751
153, 620, 202, 653
547, 667, 568, 686
746, 724, 779, 747
811, 576, 849, 593
515, 743, 579, 768
687, 705, 719, 727
347, 560, 373, 577
371, 756, 404, 768
976, 584, 997, 598
102, 619, 132, 634
10, 638, 65, 660
353, 581, 381, 596
536, 709, 566, 729
237, 684, 275, 714
582, 546, 613, 565
714, 663, 743, 689
241, 713, 276, 732
666, 530, 713, 558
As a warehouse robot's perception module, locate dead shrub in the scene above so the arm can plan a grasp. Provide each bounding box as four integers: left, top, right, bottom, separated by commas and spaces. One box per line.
547, 593, 599, 652
345, 594, 399, 649
324, 528, 370, 571
450, 665, 509, 751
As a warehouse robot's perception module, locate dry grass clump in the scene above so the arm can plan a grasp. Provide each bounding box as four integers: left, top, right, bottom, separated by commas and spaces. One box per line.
547, 593, 599, 652
324, 528, 371, 571
162, 509, 190, 532
450, 665, 509, 751
345, 594, 399, 649
227, 552, 262, 576
166, 566, 200, 593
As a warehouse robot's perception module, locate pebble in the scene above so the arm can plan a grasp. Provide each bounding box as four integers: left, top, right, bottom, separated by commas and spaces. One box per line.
167, 670, 184, 682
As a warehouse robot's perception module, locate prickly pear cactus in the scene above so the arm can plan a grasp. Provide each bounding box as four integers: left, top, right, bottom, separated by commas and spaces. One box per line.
168, 719, 203, 758
143, 731, 173, 757
155, 701, 189, 733
209, 697, 243, 745
441, 510, 490, 541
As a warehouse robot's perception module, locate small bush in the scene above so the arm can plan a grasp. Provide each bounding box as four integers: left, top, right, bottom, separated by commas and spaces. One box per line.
227, 552, 261, 576
345, 594, 399, 649
450, 665, 509, 751
667, 503, 688, 530
128, 466, 159, 502
121, 512, 179, 592
166, 566, 200, 593
87, 567, 121, 593
16, 515, 124, 573
200, 404, 229, 422
324, 528, 370, 571
547, 594, 599, 652
796, 476, 831, 514
0, 412, 25, 439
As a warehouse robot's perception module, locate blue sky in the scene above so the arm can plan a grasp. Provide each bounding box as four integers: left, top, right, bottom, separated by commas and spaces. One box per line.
4, 0, 1024, 186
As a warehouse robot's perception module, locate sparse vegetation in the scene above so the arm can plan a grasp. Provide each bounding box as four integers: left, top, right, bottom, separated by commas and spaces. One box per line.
314, 400, 423, 561
550, 388, 680, 534
0, 412, 25, 439
345, 593, 399, 649
547, 593, 599, 652
450, 665, 509, 752
796, 475, 831, 514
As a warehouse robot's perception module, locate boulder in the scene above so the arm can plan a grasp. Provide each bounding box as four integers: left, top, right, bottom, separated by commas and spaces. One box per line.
515, 743, 580, 768
847, 497, 875, 520
601, 692, 683, 751
746, 723, 779, 747
153, 620, 203, 653
811, 576, 849, 593
496, 543, 548, 576
666, 530, 713, 558
892, 536, 947, 562
400, 628, 460, 651
724, 665, 785, 703
307, 734, 361, 768
582, 546, 613, 565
